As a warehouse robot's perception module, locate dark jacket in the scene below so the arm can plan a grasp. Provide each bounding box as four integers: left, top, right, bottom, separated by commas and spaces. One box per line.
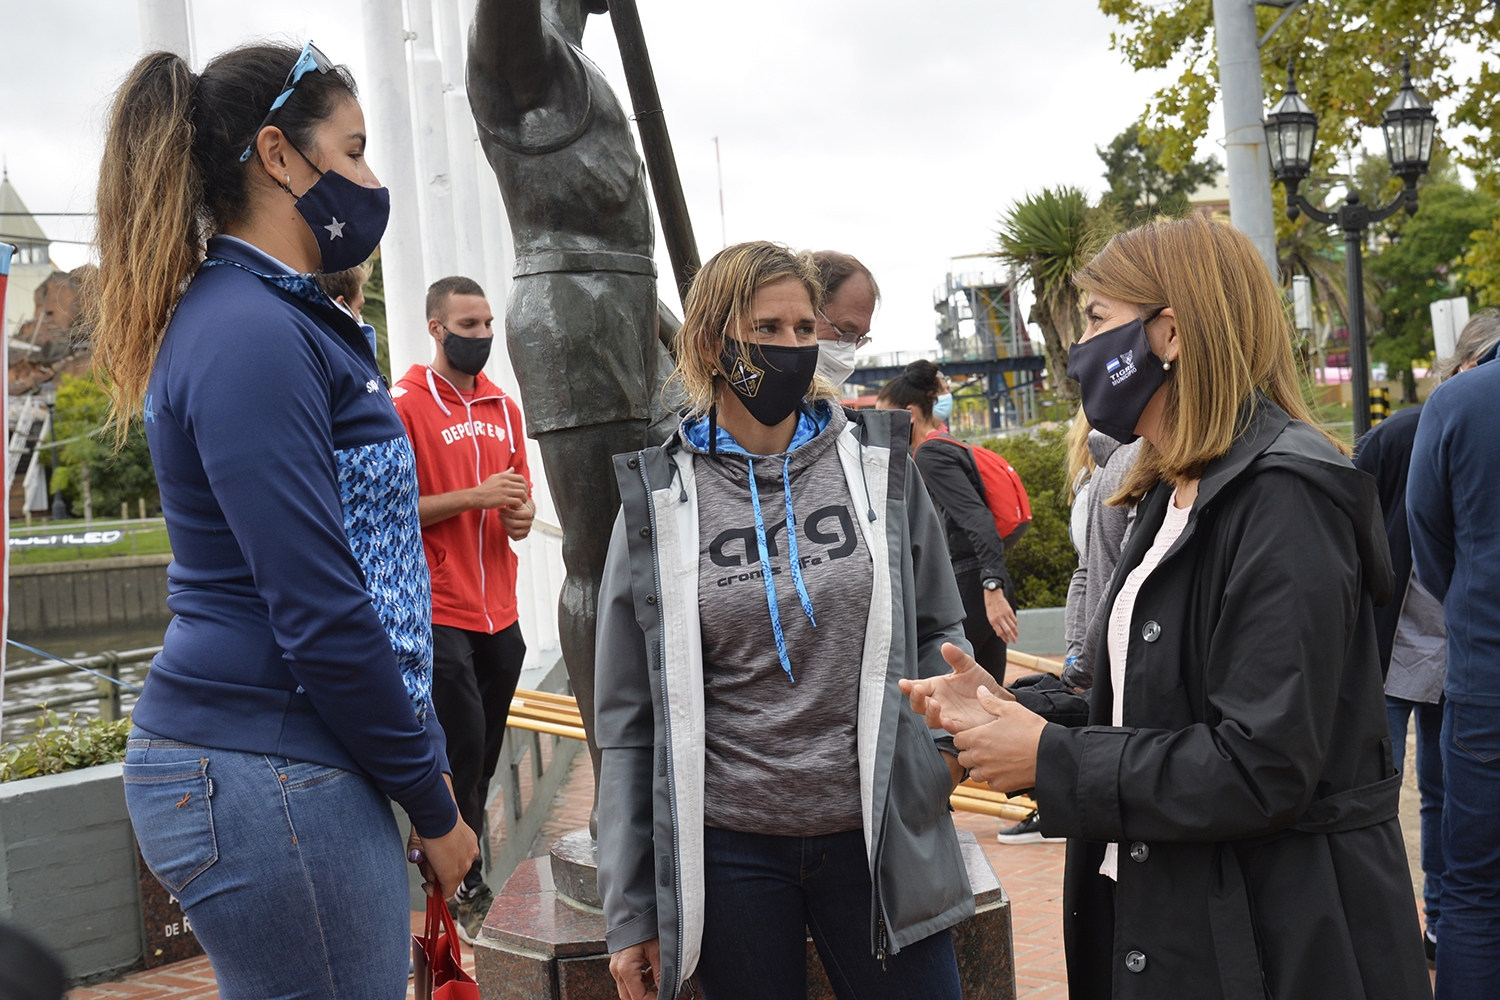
135, 236, 455, 837
912, 434, 1012, 594
1353, 404, 1422, 675
1034, 395, 1428, 999
1408, 349, 1500, 707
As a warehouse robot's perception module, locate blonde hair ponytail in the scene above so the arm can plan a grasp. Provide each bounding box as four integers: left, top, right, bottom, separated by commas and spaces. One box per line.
92, 52, 205, 441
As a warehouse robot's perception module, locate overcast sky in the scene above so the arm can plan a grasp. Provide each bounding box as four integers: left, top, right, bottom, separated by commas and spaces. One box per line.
3, 0, 1204, 354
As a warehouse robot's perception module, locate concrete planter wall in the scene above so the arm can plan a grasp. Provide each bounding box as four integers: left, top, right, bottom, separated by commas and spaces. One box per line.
0, 763, 142, 982
9, 554, 173, 634
1012, 606, 1065, 656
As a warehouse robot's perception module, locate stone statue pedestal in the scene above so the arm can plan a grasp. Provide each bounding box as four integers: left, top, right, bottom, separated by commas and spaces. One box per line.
474, 829, 1016, 1000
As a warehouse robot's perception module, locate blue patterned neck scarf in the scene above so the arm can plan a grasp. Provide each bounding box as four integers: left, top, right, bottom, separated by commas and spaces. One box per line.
202, 257, 335, 310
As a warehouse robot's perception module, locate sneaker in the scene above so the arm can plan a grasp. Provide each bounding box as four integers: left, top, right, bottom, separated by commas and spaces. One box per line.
996, 811, 1064, 845
453, 881, 495, 945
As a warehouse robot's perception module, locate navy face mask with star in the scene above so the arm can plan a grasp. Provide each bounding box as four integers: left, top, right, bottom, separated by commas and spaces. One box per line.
287, 143, 390, 273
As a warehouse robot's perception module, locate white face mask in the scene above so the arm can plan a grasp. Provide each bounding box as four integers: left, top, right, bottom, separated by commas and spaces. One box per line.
816, 339, 859, 386
932, 392, 953, 421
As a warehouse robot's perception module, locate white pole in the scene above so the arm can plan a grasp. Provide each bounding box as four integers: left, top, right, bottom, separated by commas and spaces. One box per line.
714, 136, 726, 249
437, 0, 489, 283
407, 0, 459, 283
1212, 0, 1279, 279
362, 0, 430, 378
138, 0, 192, 61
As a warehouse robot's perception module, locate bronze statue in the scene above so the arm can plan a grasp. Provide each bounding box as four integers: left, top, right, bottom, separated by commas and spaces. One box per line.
469, 0, 670, 832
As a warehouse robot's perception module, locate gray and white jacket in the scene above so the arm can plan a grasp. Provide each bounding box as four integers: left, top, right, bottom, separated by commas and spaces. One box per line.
594, 407, 976, 994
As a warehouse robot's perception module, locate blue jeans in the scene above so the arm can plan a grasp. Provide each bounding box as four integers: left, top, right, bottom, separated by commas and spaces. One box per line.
123, 728, 410, 1000
1436, 700, 1500, 999
1387, 695, 1446, 930
696, 826, 962, 1000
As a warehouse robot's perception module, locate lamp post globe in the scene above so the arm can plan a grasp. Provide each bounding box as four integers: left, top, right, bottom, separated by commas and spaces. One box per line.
1263, 56, 1439, 441
1264, 63, 1318, 200
1381, 57, 1438, 199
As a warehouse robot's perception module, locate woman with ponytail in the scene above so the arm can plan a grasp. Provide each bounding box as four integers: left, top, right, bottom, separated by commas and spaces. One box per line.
97, 44, 476, 997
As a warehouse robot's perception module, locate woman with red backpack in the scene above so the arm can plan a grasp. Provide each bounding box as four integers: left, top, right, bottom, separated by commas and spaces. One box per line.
878, 360, 1030, 677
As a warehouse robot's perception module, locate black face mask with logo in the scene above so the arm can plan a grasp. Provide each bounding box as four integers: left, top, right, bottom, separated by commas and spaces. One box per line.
1066, 317, 1168, 444
719, 343, 820, 427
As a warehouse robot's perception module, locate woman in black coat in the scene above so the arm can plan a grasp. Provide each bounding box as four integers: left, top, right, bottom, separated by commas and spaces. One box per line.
904, 216, 1429, 999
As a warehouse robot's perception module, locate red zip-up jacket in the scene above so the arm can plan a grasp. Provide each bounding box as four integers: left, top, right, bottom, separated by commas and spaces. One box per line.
393, 364, 531, 634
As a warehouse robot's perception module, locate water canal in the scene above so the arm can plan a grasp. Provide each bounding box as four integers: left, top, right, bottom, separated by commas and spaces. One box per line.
1, 622, 168, 743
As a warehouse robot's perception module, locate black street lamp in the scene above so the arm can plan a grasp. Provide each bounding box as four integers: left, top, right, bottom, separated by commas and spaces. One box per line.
1264, 57, 1438, 439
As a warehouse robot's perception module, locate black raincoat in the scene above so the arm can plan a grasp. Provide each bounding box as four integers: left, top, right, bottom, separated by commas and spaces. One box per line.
1034, 395, 1430, 999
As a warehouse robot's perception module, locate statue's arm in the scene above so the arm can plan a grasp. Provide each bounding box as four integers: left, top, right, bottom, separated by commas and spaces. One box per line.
469, 0, 552, 112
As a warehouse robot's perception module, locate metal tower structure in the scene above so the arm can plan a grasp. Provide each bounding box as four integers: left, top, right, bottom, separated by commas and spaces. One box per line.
932, 269, 1039, 429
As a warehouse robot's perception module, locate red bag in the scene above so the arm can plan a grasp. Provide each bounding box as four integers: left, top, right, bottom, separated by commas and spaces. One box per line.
412, 892, 480, 1000
916, 433, 1033, 540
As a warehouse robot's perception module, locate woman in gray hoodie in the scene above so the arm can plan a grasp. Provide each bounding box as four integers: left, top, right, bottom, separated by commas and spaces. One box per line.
595, 242, 983, 1000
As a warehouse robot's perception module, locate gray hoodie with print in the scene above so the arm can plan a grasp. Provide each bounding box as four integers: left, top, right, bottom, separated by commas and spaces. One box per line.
593, 406, 977, 996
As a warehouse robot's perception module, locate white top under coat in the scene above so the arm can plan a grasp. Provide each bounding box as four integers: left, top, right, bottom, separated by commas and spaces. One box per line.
1100, 488, 1191, 881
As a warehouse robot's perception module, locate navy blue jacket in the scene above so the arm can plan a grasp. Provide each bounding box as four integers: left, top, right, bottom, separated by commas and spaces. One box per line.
135, 236, 457, 836
1408, 350, 1500, 708
1353, 404, 1422, 675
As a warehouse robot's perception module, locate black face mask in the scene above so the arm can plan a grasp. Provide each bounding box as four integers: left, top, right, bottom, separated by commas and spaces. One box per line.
1067, 317, 1168, 444
720, 343, 820, 426
442, 328, 493, 376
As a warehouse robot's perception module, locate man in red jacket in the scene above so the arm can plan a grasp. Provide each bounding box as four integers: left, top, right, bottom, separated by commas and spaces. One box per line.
393, 276, 533, 940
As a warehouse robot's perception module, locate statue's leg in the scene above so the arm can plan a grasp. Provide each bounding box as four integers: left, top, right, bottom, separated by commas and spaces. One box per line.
534, 418, 651, 839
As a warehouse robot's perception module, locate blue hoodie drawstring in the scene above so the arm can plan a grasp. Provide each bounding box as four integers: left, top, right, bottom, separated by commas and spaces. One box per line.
745, 457, 816, 683
780, 455, 817, 628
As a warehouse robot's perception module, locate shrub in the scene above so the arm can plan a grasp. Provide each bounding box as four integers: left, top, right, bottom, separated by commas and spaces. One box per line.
982, 428, 1074, 608
0, 711, 131, 782
49, 374, 160, 518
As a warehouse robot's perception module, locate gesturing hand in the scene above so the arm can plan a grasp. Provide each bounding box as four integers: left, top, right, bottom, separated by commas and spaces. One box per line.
472, 470, 530, 511
899, 642, 1014, 734
500, 500, 535, 541
609, 938, 661, 1000
955, 686, 1049, 794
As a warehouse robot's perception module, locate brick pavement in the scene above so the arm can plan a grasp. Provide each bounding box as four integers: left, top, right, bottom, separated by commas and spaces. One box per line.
65, 696, 1423, 999
66, 747, 1067, 1000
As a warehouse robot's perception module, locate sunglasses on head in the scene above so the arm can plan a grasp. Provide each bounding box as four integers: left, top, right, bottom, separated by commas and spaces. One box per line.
239, 40, 336, 164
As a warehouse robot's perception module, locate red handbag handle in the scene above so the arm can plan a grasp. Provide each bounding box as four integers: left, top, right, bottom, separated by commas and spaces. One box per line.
425, 890, 464, 966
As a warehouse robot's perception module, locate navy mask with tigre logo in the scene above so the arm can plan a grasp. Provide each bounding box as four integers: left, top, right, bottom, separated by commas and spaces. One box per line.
1067, 317, 1168, 444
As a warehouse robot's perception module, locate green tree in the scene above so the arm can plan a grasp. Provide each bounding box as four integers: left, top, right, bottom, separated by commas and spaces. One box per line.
994, 188, 1119, 402
1465, 217, 1500, 306
1368, 181, 1497, 400
987, 428, 1074, 609
48, 375, 159, 520
362, 251, 394, 383
1098, 1, 1498, 179
1098, 124, 1221, 224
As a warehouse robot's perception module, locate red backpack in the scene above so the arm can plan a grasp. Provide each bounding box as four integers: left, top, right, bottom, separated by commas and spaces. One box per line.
916, 433, 1033, 540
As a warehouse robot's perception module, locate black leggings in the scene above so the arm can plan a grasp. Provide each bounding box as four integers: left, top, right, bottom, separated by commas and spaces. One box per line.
696, 827, 962, 1000
431, 621, 526, 887
954, 568, 1007, 676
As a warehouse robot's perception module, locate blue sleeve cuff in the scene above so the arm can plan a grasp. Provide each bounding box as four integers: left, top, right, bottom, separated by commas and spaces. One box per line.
404, 705, 457, 839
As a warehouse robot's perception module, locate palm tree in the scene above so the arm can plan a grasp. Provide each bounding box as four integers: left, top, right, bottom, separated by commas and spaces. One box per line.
994, 187, 1117, 402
